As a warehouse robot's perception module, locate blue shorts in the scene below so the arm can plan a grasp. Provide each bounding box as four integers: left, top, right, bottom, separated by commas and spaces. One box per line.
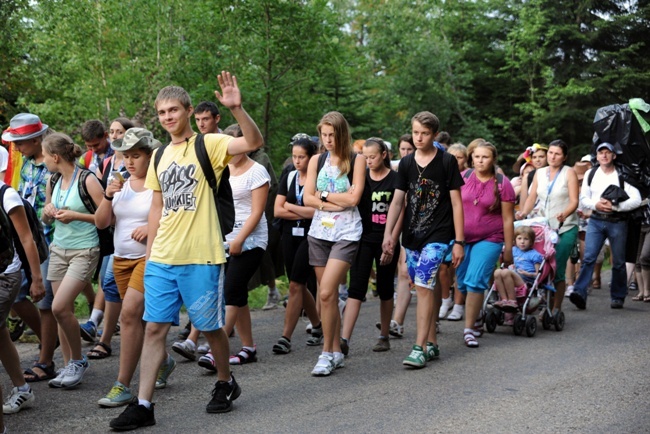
456, 240, 503, 294
143, 261, 225, 332
14, 258, 54, 310
405, 243, 450, 290
102, 255, 121, 303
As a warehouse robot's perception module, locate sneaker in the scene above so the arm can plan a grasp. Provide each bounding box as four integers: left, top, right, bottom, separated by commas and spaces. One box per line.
58, 358, 89, 388
110, 402, 155, 430
340, 338, 349, 356
388, 320, 404, 338
425, 342, 440, 361
306, 325, 323, 346
7, 317, 25, 342
2, 386, 34, 414
155, 354, 176, 389
372, 337, 390, 352
311, 354, 335, 376
569, 292, 587, 310
611, 299, 624, 309
198, 351, 217, 372
305, 321, 313, 334
172, 340, 197, 361
446, 304, 464, 321
177, 321, 192, 340
48, 368, 66, 388
197, 344, 210, 355
206, 375, 241, 413
262, 289, 280, 310
403, 345, 426, 368
439, 297, 454, 319
332, 352, 345, 369
79, 320, 97, 343
98, 382, 136, 408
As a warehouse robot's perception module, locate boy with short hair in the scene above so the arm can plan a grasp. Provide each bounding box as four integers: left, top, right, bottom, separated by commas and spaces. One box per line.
382, 111, 465, 368
110, 71, 263, 430
80, 120, 113, 174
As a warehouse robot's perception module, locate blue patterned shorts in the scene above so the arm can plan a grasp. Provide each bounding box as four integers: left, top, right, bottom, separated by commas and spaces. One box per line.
405, 242, 450, 290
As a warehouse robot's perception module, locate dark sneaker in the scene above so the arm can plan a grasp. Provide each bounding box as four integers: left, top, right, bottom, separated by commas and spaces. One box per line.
206, 375, 241, 413
610, 299, 624, 309
79, 320, 97, 343
109, 402, 155, 431
340, 338, 349, 356
569, 292, 586, 310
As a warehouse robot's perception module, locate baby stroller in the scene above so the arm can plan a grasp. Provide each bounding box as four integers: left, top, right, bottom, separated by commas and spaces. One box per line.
483, 217, 564, 337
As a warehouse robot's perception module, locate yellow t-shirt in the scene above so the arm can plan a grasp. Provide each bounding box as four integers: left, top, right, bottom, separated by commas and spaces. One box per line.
145, 133, 233, 265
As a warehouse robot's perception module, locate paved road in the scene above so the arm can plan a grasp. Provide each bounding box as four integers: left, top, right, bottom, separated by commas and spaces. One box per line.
5, 270, 650, 433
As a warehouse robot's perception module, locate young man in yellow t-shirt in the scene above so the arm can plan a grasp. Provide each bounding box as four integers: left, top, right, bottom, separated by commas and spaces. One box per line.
110, 72, 263, 431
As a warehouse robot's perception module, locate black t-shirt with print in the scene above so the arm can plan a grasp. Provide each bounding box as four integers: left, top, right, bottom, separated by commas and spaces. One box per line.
364, 169, 398, 244
277, 170, 312, 235
396, 150, 464, 250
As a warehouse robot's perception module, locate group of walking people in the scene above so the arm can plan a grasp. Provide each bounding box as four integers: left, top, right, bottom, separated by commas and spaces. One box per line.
1, 71, 647, 434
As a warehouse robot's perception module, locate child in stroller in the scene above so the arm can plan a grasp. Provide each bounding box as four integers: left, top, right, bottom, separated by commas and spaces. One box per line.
493, 225, 543, 313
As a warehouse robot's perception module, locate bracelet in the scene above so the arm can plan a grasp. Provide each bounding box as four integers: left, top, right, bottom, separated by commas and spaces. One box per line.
319, 201, 324, 211
454, 240, 466, 247
104, 193, 114, 201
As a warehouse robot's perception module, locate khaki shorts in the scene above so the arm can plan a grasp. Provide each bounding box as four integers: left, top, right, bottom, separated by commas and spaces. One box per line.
48, 245, 100, 283
0, 271, 23, 328
308, 236, 359, 267
113, 256, 146, 298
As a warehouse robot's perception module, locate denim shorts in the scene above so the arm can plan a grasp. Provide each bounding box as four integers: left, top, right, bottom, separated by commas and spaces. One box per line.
101, 255, 121, 303
143, 261, 225, 332
405, 242, 450, 290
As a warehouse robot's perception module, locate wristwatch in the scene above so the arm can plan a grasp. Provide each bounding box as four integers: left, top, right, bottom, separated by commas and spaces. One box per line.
320, 191, 329, 202
454, 240, 466, 247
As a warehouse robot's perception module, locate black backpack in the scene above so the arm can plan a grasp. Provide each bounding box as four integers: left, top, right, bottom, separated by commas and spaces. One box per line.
154, 134, 235, 240
0, 200, 15, 273
49, 168, 114, 257
316, 152, 372, 233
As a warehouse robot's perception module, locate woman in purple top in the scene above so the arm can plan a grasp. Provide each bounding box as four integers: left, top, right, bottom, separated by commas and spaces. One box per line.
455, 141, 515, 348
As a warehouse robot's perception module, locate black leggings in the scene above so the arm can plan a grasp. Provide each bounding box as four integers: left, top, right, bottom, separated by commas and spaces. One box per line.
281, 234, 317, 298
348, 239, 400, 301
224, 247, 265, 307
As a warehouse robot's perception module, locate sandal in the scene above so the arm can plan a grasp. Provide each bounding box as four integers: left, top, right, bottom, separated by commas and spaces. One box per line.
472, 321, 484, 337
632, 293, 645, 301
272, 337, 292, 355
464, 332, 479, 348
87, 342, 112, 359
644, 296, 650, 303
592, 278, 601, 289
229, 347, 257, 365
24, 361, 56, 382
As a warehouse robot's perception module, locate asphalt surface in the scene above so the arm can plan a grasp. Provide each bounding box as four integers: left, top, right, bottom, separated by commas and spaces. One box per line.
4, 269, 650, 433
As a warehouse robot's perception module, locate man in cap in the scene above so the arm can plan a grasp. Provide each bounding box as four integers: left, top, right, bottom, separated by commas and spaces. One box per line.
569, 143, 642, 310
1, 114, 58, 383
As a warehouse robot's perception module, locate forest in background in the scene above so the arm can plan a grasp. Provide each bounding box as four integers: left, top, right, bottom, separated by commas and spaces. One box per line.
1, 0, 649, 173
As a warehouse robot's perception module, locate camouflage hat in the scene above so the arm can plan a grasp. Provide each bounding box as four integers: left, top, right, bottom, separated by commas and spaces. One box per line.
111, 128, 161, 152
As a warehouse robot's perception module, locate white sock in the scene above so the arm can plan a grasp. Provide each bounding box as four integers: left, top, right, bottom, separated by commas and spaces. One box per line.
243, 345, 256, 353
333, 351, 343, 359
17, 384, 30, 392
322, 351, 333, 358
90, 308, 104, 327
138, 399, 151, 409
184, 339, 196, 350
464, 328, 473, 334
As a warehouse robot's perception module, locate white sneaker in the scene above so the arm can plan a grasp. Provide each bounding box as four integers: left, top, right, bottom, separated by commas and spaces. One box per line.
171, 340, 197, 361
332, 352, 345, 369
3, 386, 35, 414
197, 344, 210, 355
439, 297, 454, 319
388, 320, 404, 338
565, 285, 574, 298
446, 304, 464, 321
263, 289, 280, 310
58, 359, 89, 388
311, 354, 334, 376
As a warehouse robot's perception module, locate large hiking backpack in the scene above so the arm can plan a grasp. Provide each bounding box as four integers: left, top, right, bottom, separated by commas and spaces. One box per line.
154, 134, 235, 240
49, 168, 114, 257
316, 152, 372, 233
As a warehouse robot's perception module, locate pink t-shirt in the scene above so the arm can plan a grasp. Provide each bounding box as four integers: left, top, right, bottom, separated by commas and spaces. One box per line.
461, 170, 515, 244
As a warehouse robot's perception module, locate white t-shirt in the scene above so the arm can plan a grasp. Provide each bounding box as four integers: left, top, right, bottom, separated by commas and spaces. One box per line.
1, 182, 24, 273
112, 179, 153, 259
225, 161, 270, 251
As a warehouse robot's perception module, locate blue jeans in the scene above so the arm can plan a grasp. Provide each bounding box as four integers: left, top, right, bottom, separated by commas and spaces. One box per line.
573, 217, 628, 302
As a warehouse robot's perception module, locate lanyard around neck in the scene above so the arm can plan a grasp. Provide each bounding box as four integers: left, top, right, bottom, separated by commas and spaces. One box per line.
56, 165, 79, 209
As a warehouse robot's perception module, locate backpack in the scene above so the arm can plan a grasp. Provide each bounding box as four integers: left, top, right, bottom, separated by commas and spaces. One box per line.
0, 202, 15, 273
316, 152, 372, 233
0, 185, 49, 267
585, 165, 643, 220
463, 168, 504, 185
49, 168, 114, 257
153, 134, 235, 240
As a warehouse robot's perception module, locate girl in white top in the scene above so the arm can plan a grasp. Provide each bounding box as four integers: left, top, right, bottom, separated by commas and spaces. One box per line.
94, 128, 160, 407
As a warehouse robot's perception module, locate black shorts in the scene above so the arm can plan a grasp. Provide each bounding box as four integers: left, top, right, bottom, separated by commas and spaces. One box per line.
224, 247, 265, 307
348, 239, 400, 301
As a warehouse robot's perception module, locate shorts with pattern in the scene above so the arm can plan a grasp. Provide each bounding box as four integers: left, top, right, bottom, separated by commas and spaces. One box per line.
405, 242, 450, 290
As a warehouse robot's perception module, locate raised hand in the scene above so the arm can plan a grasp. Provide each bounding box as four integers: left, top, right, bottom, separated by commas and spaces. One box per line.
214, 71, 241, 110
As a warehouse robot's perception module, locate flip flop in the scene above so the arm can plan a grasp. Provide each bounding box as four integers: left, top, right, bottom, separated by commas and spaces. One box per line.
632, 294, 645, 301
87, 341, 112, 359
24, 362, 56, 382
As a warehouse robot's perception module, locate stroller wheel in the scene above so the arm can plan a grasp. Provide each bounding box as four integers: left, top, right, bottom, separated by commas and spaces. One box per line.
485, 309, 497, 333
513, 314, 524, 336
554, 311, 565, 331
525, 316, 537, 337
542, 310, 552, 330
